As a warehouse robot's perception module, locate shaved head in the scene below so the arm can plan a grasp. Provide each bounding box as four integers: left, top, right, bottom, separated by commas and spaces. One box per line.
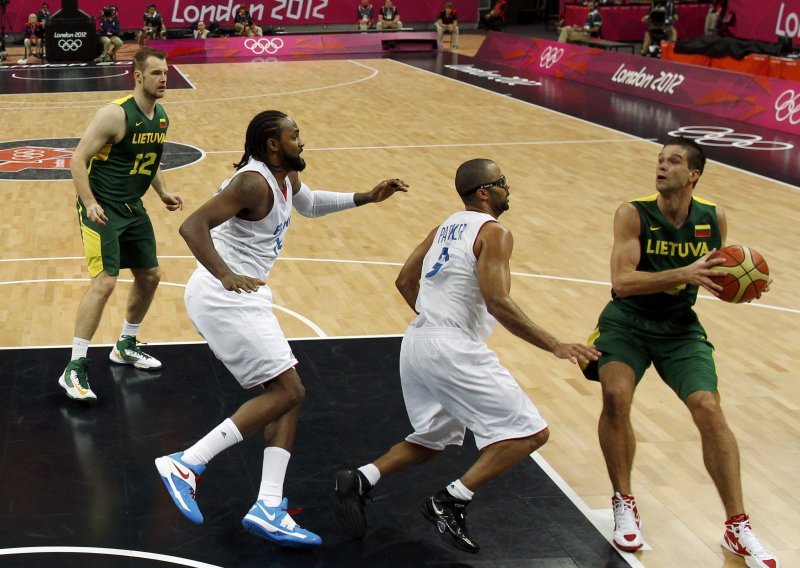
455, 158, 496, 196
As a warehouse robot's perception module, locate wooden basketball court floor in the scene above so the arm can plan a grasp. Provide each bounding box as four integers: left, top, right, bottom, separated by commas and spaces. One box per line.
0, 40, 798, 567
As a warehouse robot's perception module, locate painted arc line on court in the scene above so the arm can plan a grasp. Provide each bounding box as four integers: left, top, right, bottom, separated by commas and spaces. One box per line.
11, 71, 131, 81
0, 60, 379, 109
0, 257, 797, 315
0, 546, 222, 567
0, 278, 328, 337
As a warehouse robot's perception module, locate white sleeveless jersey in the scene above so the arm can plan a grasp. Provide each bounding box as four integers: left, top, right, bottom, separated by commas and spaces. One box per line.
201, 157, 292, 282
413, 210, 498, 341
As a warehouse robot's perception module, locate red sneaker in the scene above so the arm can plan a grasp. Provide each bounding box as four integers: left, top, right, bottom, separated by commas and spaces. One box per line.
611, 492, 643, 552
721, 514, 780, 568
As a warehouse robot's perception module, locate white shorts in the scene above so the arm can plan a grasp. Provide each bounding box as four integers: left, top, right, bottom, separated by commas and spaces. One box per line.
184, 269, 297, 389
400, 326, 547, 451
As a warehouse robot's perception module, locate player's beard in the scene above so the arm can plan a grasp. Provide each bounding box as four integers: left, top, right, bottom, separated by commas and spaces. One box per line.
286, 154, 306, 172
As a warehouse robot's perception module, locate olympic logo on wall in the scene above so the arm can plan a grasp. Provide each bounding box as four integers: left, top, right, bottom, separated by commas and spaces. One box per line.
667, 126, 793, 151
244, 38, 285, 55
539, 46, 564, 69
57, 39, 83, 51
774, 89, 800, 125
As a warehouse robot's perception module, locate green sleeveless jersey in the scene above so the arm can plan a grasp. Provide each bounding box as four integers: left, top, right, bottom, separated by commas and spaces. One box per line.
613, 194, 722, 317
87, 95, 168, 203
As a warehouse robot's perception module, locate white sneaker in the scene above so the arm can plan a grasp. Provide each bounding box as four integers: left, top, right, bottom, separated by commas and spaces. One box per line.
58, 357, 97, 402
109, 336, 162, 370
612, 492, 643, 552
721, 514, 780, 568
17, 58, 28, 64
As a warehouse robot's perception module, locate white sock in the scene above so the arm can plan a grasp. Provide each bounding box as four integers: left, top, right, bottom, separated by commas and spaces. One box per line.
446, 479, 474, 501
181, 418, 243, 466
257, 447, 291, 506
71, 337, 90, 361
358, 463, 381, 487
120, 319, 141, 340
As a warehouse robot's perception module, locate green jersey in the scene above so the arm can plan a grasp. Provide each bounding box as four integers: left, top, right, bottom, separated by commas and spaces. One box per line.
87, 95, 168, 204
612, 194, 722, 317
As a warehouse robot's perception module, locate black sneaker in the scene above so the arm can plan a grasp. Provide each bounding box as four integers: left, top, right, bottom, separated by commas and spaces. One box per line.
334, 469, 372, 539
420, 490, 480, 553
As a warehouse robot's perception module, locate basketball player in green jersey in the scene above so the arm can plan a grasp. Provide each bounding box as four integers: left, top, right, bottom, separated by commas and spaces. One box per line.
58, 47, 184, 403
582, 137, 778, 568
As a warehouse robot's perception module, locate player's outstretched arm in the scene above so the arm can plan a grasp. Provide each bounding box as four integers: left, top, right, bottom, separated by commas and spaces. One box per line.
179, 171, 269, 293
354, 178, 409, 205
475, 222, 600, 365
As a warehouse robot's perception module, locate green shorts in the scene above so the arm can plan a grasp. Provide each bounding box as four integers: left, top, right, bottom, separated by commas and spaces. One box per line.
77, 197, 158, 277
581, 300, 717, 401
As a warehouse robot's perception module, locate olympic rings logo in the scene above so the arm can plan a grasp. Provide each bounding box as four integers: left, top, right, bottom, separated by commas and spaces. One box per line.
667, 126, 793, 151
774, 89, 800, 125
12, 149, 46, 160
58, 39, 82, 51
539, 46, 564, 69
244, 38, 285, 55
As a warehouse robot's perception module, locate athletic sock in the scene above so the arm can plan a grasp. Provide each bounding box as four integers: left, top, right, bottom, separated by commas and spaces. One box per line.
181, 418, 243, 466
257, 447, 291, 507
120, 319, 141, 340
446, 479, 474, 501
71, 337, 90, 361
358, 463, 381, 487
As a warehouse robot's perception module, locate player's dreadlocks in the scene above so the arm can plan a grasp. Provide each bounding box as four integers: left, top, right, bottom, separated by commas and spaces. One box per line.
234, 110, 288, 169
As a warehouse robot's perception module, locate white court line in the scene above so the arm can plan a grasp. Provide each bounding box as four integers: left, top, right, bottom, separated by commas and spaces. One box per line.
0, 546, 222, 567
2, 256, 796, 314
386, 58, 800, 193
0, 278, 328, 337
172, 65, 197, 89
11, 71, 131, 81
0, 60, 379, 110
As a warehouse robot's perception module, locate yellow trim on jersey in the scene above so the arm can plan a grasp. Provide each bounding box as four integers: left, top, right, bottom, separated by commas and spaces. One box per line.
80, 221, 104, 277
630, 194, 658, 203
86, 142, 113, 174
111, 94, 133, 106
693, 196, 717, 206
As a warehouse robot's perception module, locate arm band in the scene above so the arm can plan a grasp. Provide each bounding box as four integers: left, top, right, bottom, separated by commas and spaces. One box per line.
293, 183, 357, 218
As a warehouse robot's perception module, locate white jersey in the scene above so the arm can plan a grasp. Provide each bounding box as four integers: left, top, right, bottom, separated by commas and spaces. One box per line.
412, 210, 498, 342
200, 157, 292, 282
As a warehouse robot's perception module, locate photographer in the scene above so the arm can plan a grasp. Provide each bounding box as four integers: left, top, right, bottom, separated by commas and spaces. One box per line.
139, 4, 166, 47
97, 5, 122, 62
641, 0, 677, 56
557, 0, 602, 44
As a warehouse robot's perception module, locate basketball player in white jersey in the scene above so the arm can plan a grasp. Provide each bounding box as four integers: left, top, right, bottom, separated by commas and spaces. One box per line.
154, 110, 408, 548
334, 158, 600, 553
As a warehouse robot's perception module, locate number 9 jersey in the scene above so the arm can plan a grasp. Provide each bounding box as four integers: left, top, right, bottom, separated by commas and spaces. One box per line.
413, 211, 498, 342
87, 94, 168, 203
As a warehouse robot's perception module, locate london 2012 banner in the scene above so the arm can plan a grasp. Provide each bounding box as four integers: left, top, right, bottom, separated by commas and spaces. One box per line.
4, 0, 477, 30
729, 0, 800, 42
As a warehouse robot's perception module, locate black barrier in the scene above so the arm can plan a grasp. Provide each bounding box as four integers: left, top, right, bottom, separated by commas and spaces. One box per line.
45, 0, 96, 62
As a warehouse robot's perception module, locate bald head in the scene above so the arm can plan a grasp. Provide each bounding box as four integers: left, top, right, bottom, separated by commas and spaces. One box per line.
455, 158, 497, 196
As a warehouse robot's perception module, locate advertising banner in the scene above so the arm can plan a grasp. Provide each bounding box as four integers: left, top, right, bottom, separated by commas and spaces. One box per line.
477, 32, 800, 136
4, 0, 478, 31
729, 0, 800, 42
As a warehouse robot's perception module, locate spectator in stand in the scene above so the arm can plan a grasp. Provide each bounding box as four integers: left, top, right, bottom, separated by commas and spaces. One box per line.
37, 2, 52, 27
139, 4, 166, 47
18, 13, 45, 64
376, 0, 402, 30
482, 0, 507, 31
194, 21, 210, 39
97, 6, 123, 62
357, 0, 374, 31
557, 0, 602, 43
235, 6, 263, 37
435, 2, 459, 49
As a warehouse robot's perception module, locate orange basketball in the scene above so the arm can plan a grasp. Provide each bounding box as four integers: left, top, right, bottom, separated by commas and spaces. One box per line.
710, 245, 769, 304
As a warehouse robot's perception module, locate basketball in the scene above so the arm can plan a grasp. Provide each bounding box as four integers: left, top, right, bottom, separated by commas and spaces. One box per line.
710, 245, 769, 304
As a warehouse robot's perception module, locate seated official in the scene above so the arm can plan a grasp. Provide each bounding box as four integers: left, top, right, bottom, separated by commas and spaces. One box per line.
376, 0, 403, 30
97, 5, 123, 62
19, 13, 45, 64
357, 0, 374, 30
139, 4, 166, 46
558, 0, 602, 43
193, 21, 210, 39
435, 2, 459, 49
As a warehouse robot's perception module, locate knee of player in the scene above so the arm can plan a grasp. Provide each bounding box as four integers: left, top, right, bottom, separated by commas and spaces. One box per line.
601, 388, 633, 420
284, 380, 306, 408
530, 427, 550, 451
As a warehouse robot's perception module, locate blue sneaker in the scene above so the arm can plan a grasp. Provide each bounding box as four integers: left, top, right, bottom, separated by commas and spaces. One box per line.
242, 497, 322, 548
155, 452, 206, 524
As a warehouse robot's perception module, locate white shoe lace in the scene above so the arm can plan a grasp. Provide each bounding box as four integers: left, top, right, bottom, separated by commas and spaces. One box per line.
279, 511, 298, 530
613, 493, 639, 533
732, 522, 771, 559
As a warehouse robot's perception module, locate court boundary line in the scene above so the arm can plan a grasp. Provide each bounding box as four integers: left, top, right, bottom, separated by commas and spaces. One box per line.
0, 546, 221, 568
385, 58, 800, 193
